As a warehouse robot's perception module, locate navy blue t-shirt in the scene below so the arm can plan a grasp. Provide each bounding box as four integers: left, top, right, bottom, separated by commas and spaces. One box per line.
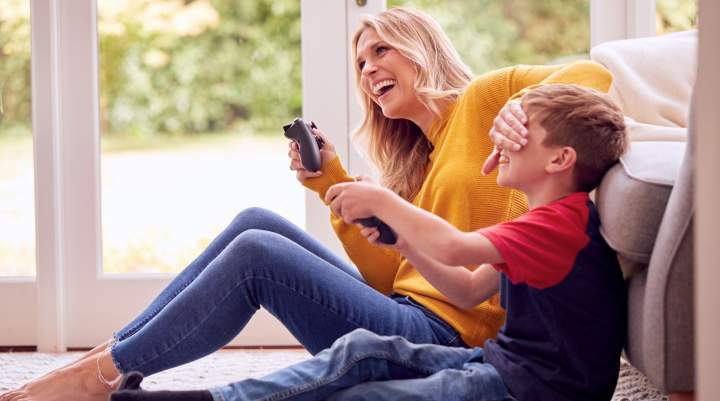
479, 192, 627, 401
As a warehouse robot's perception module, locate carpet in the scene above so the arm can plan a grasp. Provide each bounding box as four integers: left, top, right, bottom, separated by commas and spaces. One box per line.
0, 351, 667, 400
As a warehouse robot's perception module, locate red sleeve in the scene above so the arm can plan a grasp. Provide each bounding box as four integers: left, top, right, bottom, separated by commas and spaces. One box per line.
478, 194, 591, 289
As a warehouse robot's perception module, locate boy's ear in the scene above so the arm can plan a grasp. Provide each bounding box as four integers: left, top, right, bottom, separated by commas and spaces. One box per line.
545, 146, 576, 174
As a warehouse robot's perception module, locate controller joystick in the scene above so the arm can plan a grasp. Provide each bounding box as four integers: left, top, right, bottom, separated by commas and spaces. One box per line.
283, 117, 324, 173
356, 217, 397, 245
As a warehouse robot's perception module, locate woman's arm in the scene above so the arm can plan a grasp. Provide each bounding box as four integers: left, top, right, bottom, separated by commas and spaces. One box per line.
299, 147, 401, 294
511, 60, 613, 96
289, 127, 401, 293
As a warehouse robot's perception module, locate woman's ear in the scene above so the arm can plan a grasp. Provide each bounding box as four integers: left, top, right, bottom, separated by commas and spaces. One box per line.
545, 146, 576, 174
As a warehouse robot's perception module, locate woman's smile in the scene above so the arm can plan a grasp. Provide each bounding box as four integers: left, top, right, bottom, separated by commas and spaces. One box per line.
372, 79, 397, 97
373, 79, 397, 104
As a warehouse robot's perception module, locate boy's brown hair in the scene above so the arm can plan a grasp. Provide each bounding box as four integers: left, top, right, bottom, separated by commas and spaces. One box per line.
521, 84, 628, 192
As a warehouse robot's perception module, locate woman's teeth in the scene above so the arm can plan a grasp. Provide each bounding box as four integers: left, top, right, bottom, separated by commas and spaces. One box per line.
373, 79, 396, 96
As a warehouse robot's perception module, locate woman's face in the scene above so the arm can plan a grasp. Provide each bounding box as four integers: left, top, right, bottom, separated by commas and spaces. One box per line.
355, 28, 427, 123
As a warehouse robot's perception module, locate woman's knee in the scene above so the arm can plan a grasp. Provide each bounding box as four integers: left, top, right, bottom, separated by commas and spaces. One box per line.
231, 207, 279, 229
227, 228, 280, 256
220, 229, 296, 277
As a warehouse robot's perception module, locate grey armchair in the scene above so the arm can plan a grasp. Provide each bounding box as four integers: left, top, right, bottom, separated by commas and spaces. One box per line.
593, 31, 696, 397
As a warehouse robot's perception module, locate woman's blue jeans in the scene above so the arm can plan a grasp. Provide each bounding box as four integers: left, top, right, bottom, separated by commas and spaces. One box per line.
110, 207, 466, 375
210, 329, 514, 401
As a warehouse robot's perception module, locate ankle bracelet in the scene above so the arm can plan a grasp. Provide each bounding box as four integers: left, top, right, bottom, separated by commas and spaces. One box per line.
96, 353, 116, 389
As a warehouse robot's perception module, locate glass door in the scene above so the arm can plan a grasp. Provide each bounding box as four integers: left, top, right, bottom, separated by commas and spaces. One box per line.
0, 0, 37, 346
97, 0, 305, 276
38, 0, 362, 349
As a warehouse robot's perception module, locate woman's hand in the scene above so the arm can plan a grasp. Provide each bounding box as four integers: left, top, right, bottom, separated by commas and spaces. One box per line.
481, 100, 529, 174
288, 127, 337, 183
325, 176, 388, 224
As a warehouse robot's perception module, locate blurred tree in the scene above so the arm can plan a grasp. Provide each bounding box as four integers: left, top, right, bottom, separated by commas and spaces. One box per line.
98, 0, 301, 136
0, 0, 698, 139
387, 0, 589, 75
0, 0, 32, 136
656, 0, 697, 34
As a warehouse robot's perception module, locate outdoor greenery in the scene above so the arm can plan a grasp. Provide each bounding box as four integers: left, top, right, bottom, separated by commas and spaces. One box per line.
389, 0, 590, 73
0, 0, 700, 275
0, 0, 699, 140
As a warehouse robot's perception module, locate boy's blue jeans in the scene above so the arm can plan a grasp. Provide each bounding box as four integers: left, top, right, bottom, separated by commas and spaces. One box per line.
110, 208, 466, 375
210, 329, 514, 401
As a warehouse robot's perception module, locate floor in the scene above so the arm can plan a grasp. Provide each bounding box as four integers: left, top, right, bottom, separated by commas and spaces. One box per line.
0, 350, 667, 400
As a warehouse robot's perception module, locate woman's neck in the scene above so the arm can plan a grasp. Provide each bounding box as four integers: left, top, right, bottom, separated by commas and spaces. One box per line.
412, 99, 450, 134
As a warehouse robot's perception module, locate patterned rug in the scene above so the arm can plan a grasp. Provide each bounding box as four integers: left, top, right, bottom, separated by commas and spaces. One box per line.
0, 351, 667, 400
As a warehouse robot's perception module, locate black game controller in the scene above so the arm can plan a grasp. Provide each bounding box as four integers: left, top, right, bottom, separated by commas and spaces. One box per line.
283, 117, 325, 173
356, 217, 397, 245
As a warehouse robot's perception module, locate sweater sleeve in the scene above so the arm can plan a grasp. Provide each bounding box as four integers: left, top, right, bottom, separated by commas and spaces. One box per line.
464, 61, 612, 134
508, 60, 613, 99
302, 156, 402, 294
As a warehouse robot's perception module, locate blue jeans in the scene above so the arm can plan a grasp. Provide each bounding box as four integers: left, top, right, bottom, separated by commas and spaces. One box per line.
110, 208, 466, 375
209, 329, 514, 401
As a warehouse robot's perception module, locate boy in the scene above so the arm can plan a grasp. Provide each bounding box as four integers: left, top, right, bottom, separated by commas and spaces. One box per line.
112, 84, 628, 401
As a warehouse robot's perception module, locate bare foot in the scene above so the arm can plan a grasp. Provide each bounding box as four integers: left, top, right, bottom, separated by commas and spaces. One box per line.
0, 351, 120, 401
0, 339, 115, 401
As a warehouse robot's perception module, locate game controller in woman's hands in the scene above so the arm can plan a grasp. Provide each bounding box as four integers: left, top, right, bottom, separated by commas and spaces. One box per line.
283, 117, 325, 172
356, 217, 397, 245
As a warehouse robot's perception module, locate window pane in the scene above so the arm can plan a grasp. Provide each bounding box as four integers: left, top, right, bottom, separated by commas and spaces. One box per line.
656, 0, 697, 34
0, 0, 35, 277
387, 0, 590, 73
98, 0, 303, 274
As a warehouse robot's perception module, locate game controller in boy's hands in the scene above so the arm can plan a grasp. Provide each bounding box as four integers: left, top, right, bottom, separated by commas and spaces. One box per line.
343, 176, 398, 245
356, 216, 398, 245
283, 117, 325, 172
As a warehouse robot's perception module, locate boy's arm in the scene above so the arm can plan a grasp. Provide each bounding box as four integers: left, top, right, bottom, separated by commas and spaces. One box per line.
398, 242, 500, 310
377, 192, 504, 266
326, 180, 504, 267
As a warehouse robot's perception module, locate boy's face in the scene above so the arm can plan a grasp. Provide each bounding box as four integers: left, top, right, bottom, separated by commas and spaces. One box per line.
496, 119, 559, 192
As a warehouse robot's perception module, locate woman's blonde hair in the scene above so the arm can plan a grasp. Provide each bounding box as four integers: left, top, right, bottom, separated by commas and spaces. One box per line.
351, 7, 473, 201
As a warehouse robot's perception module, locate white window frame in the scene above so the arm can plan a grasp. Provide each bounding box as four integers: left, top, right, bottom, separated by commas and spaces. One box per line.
1, 0, 665, 351
590, 0, 656, 46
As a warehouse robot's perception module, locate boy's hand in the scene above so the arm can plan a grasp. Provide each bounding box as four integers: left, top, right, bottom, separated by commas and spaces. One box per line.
325, 176, 388, 224
359, 225, 407, 250
482, 100, 528, 175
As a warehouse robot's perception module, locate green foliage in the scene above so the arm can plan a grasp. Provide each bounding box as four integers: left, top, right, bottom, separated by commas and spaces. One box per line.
387, 0, 589, 75
0, 1, 32, 134
0, 0, 698, 139
98, 0, 302, 136
657, 0, 698, 33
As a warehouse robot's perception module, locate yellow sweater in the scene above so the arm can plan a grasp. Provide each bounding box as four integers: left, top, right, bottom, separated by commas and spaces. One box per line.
304, 61, 613, 347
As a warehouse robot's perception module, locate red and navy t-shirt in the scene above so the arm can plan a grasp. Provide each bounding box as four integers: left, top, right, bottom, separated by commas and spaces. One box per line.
478, 192, 626, 401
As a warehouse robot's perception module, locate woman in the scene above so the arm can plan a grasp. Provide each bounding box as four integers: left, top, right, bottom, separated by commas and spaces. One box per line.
1, 6, 610, 401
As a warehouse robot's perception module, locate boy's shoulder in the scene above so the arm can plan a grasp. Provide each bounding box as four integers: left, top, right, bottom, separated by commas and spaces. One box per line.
479, 192, 597, 289
495, 191, 592, 243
